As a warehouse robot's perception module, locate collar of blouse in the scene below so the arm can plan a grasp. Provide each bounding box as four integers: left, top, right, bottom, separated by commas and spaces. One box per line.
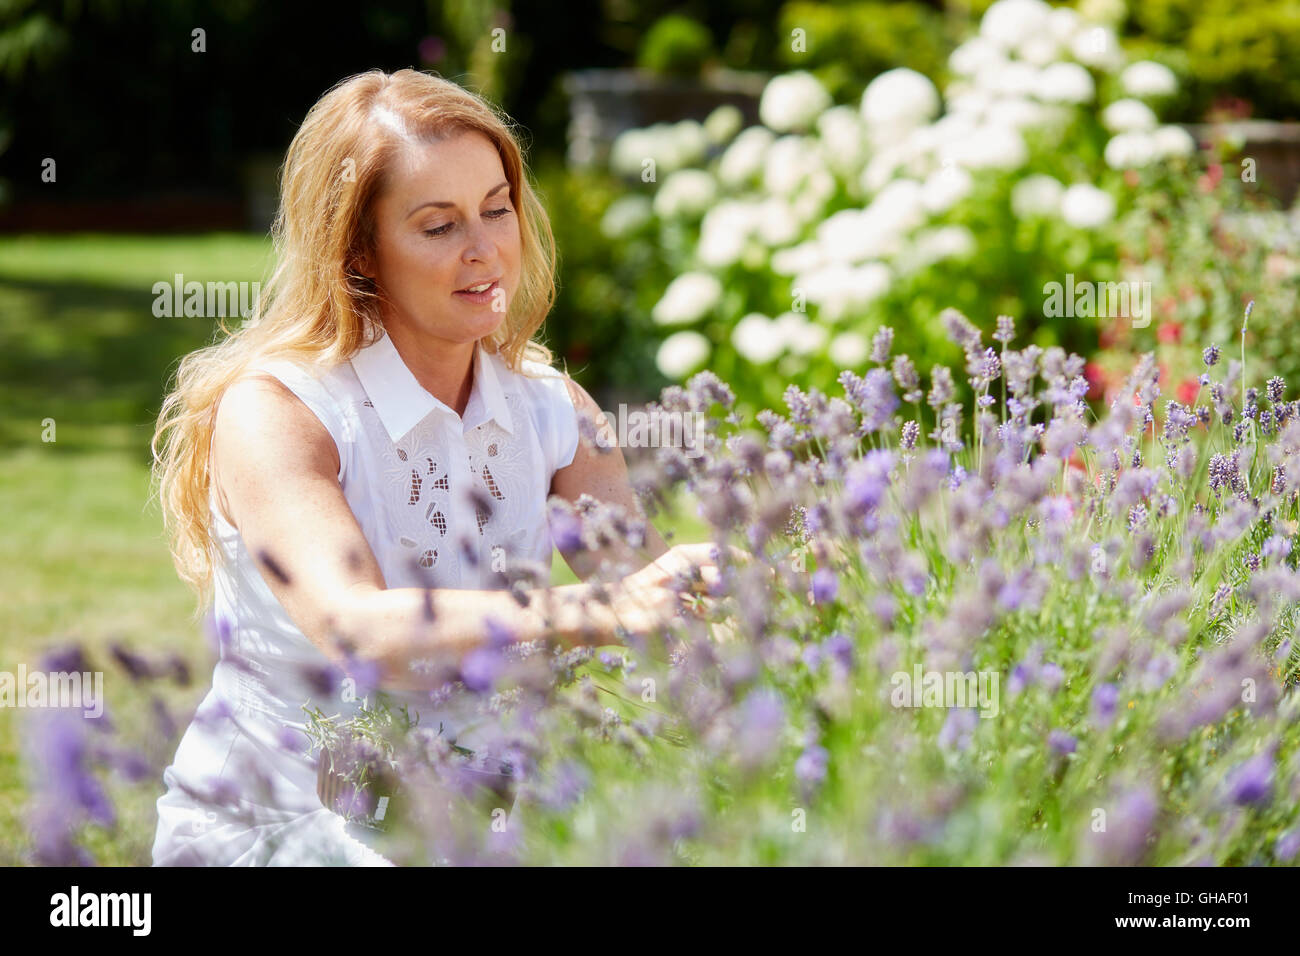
350, 331, 516, 444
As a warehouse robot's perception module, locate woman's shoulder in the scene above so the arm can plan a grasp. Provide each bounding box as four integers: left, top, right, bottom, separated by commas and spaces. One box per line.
513, 352, 569, 384
493, 351, 583, 470
224, 353, 363, 483
498, 350, 574, 404
244, 352, 367, 416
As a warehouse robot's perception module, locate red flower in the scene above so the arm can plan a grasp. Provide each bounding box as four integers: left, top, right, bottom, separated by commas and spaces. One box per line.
1177, 379, 1200, 405
1084, 361, 1109, 399
1157, 321, 1183, 344
1198, 163, 1224, 193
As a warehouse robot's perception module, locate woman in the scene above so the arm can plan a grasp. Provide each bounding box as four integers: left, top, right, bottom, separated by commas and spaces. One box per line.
149, 69, 720, 865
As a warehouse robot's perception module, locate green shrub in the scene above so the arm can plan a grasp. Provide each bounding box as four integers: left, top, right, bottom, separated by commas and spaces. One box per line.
638, 14, 716, 79
777, 1, 958, 101
1126, 0, 1300, 120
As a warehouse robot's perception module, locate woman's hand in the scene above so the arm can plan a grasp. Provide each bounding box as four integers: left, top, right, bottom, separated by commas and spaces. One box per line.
606, 542, 724, 636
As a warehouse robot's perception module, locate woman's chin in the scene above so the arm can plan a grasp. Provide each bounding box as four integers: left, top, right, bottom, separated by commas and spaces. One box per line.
456, 309, 507, 340
392, 305, 507, 345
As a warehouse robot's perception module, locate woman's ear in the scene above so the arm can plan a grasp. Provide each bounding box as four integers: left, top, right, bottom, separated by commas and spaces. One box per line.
350, 252, 376, 283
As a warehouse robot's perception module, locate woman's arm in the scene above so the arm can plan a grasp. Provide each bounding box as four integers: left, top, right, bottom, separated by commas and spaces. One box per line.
212, 373, 703, 692
550, 377, 671, 582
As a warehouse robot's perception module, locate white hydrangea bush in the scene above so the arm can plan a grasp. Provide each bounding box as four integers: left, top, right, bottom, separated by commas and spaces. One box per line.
604, 0, 1208, 408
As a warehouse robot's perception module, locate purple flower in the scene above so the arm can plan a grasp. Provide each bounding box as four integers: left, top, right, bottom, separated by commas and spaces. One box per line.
301, 661, 343, 697
870, 326, 895, 364
927, 366, 955, 408
891, 355, 921, 401
1048, 729, 1077, 755
1275, 829, 1300, 862
1081, 785, 1158, 865
270, 725, 302, 756
938, 708, 978, 751
1091, 683, 1119, 727
940, 308, 981, 352
997, 570, 1039, 612
898, 552, 929, 597
341, 652, 383, 700
540, 759, 589, 811
687, 370, 735, 411
40, 644, 91, 675
1226, 751, 1274, 806
548, 503, 584, 554
109, 642, 157, 682
1007, 663, 1031, 696
485, 616, 515, 650
823, 632, 854, 672
1040, 495, 1075, 528
735, 689, 786, 770
110, 748, 152, 782
871, 593, 898, 630
843, 449, 894, 517
460, 646, 503, 693
1203, 345, 1220, 366
1261, 534, 1292, 562
1141, 652, 1177, 692
851, 368, 899, 433
1040, 662, 1064, 693
25, 709, 115, 864
794, 745, 829, 790
811, 568, 839, 605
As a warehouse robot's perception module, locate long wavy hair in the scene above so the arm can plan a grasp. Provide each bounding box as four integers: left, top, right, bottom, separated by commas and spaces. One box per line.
152, 69, 560, 615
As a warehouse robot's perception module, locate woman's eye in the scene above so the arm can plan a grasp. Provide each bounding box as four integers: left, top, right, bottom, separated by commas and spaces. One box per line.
423, 209, 510, 238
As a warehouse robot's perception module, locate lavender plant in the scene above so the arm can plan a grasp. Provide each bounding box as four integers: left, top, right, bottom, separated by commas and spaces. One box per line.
22, 307, 1300, 865
292, 305, 1300, 865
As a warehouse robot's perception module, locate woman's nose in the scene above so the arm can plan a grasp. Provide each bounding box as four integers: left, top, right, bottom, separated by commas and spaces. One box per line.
461, 222, 495, 262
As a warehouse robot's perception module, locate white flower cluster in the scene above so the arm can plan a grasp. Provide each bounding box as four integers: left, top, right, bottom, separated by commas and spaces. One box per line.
759, 71, 832, 133
1100, 91, 1195, 169
615, 0, 1196, 379
610, 119, 710, 178
1009, 175, 1118, 228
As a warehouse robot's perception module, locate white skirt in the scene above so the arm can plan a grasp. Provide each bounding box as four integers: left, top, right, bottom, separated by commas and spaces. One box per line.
151, 698, 394, 867
152, 787, 394, 866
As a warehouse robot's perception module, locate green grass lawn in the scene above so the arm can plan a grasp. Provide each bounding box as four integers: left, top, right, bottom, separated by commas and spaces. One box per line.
0, 233, 274, 864
0, 233, 705, 865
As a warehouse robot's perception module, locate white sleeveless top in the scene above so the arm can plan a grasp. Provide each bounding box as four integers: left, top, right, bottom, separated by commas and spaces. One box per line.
152, 331, 580, 866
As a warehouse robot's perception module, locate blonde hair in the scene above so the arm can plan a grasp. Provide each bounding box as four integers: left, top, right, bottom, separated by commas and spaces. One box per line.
152, 69, 561, 615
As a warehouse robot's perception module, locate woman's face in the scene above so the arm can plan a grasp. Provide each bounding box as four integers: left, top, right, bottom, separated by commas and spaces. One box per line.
364, 129, 521, 346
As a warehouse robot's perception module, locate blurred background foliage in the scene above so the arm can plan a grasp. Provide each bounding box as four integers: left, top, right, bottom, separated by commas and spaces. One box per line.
2, 1, 1298, 405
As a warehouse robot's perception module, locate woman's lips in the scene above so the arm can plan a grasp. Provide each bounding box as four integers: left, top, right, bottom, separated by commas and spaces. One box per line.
453, 279, 500, 304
